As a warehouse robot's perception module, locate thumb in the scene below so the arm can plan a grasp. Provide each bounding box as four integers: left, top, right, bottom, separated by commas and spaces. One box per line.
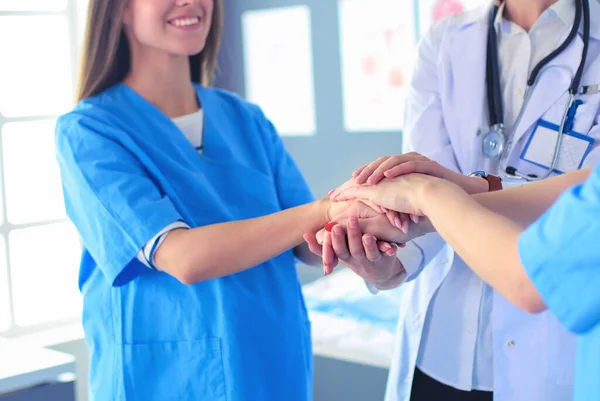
315, 228, 326, 244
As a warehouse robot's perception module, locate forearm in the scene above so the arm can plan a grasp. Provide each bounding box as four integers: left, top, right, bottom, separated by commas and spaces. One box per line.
421, 181, 544, 312
473, 169, 591, 226
412, 169, 592, 236
155, 199, 330, 283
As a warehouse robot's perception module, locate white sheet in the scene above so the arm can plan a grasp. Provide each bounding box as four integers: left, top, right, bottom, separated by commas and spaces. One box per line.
302, 269, 401, 369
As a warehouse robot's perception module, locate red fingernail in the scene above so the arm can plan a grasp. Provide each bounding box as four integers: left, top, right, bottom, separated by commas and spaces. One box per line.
325, 222, 337, 232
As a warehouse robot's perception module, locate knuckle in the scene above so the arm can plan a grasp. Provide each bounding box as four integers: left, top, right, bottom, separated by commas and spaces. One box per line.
368, 254, 382, 263
350, 248, 366, 260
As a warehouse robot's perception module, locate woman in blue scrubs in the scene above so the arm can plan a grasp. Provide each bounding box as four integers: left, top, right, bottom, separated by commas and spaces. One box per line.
55, 1, 405, 400
331, 166, 600, 401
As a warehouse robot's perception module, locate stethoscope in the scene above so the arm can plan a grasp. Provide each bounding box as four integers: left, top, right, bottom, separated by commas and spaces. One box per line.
482, 0, 591, 181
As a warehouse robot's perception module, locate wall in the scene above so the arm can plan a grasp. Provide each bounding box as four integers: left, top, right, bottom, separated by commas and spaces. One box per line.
216, 0, 404, 200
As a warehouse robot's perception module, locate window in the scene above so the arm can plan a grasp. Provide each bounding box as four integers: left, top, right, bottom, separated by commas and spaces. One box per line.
0, 1, 88, 335
0, 1, 67, 12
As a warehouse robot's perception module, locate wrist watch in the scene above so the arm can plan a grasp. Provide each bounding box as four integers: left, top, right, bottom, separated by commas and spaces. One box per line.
468, 170, 503, 192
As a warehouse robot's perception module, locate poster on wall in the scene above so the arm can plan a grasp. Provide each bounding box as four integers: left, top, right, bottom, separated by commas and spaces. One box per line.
241, 6, 316, 136
419, 0, 491, 35
338, 0, 417, 132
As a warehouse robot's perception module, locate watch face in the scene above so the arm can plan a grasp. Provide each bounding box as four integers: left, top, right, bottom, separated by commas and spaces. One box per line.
469, 171, 487, 178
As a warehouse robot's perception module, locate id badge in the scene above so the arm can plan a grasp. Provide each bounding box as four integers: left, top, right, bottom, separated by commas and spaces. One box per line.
520, 119, 594, 174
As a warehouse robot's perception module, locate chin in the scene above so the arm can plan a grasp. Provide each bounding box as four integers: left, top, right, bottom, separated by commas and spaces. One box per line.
187, 48, 205, 56
175, 43, 207, 56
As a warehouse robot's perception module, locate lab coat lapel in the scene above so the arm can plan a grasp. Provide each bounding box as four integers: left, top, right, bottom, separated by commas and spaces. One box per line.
510, 34, 584, 147
511, 0, 600, 142
446, 18, 488, 173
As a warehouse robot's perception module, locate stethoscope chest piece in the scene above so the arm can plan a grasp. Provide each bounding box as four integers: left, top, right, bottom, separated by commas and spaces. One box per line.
482, 123, 506, 159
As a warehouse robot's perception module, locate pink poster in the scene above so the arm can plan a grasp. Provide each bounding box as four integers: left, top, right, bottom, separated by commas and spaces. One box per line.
432, 0, 465, 23
420, 0, 491, 35
338, 0, 416, 132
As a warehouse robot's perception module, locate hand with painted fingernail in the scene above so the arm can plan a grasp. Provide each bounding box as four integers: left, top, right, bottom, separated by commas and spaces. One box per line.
307, 199, 406, 275
318, 217, 406, 284
307, 197, 427, 278
305, 220, 402, 276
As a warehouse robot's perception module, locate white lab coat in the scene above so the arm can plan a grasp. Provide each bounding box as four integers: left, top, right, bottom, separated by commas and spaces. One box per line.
385, 4, 600, 401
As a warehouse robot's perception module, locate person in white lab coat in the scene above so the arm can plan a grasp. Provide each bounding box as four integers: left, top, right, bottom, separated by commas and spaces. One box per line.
308, 0, 600, 400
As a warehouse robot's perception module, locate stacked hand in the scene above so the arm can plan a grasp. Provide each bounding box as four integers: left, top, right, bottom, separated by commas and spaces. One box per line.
350, 152, 489, 195
305, 152, 487, 288
308, 199, 415, 284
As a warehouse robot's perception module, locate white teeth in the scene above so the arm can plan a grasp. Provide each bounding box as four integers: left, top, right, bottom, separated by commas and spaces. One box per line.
172, 17, 199, 27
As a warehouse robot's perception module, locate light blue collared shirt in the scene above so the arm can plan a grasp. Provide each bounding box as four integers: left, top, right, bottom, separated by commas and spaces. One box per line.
519, 165, 600, 401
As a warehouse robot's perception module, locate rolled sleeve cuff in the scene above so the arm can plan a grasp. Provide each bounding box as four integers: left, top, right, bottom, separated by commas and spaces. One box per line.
401, 241, 426, 282
137, 221, 191, 270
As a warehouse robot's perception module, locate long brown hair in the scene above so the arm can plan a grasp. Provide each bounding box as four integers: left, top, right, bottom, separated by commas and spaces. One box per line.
76, 0, 223, 101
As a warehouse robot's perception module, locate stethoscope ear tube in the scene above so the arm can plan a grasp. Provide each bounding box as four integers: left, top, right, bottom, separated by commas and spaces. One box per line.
573, 0, 591, 94
487, 0, 591, 181
486, 2, 504, 127
528, 0, 585, 87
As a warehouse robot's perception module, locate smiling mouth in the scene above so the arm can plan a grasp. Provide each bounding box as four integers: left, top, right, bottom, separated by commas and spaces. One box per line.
169, 16, 200, 27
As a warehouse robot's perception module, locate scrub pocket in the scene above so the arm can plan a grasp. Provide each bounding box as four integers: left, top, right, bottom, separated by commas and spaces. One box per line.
122, 338, 227, 401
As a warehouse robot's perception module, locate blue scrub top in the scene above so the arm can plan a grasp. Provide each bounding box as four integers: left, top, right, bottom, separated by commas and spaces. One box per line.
519, 166, 600, 401
55, 84, 315, 401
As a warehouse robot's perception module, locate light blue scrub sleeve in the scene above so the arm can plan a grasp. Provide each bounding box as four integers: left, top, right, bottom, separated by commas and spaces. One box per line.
519, 166, 600, 334
55, 114, 184, 286
254, 107, 315, 208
